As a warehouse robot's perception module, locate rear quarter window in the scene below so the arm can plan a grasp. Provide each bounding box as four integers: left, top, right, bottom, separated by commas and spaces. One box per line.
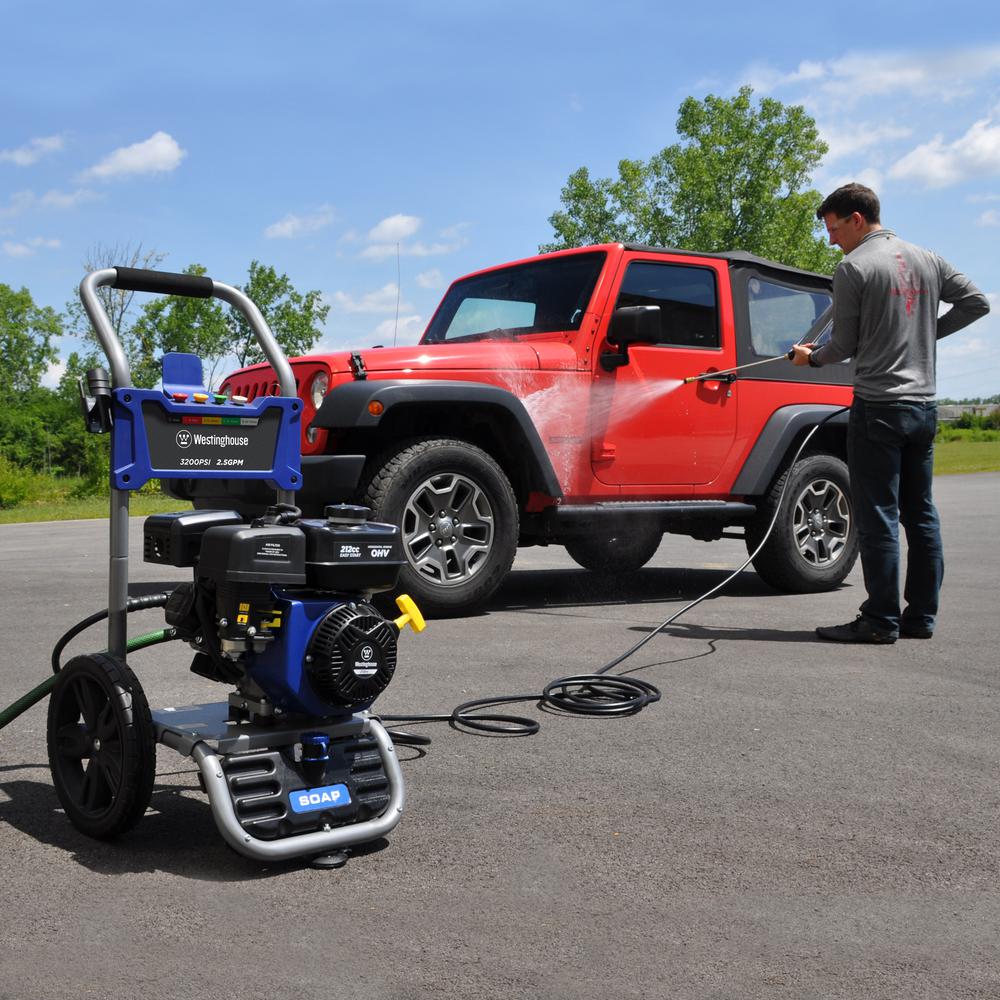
747, 278, 831, 356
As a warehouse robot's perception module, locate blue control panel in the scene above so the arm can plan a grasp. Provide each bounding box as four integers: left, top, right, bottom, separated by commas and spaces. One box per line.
110, 388, 302, 491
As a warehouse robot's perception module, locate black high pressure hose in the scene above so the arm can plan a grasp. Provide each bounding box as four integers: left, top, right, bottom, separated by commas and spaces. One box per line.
380, 405, 850, 742
50, 592, 173, 674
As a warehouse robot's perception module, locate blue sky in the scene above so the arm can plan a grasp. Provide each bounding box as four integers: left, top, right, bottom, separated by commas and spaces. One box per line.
3, 0, 998, 399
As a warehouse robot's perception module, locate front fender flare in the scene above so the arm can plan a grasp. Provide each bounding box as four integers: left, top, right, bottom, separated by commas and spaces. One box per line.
313, 379, 562, 497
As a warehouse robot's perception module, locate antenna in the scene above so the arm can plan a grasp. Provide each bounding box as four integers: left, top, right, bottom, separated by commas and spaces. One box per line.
393, 242, 401, 347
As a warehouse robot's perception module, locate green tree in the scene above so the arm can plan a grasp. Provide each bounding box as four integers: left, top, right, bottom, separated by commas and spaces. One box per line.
227, 261, 329, 369
542, 87, 840, 273
0, 283, 61, 395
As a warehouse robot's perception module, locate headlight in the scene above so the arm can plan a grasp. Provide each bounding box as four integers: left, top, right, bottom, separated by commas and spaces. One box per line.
310, 371, 329, 409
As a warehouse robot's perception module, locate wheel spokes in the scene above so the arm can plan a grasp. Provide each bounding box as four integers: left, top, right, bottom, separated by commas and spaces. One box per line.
403, 472, 495, 585
793, 479, 851, 567
55, 722, 91, 760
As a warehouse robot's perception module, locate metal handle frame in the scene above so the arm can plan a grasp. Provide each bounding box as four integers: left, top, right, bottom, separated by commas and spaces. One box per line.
79, 268, 298, 657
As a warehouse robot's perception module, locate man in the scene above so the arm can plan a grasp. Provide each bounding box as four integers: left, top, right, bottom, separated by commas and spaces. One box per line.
791, 183, 989, 644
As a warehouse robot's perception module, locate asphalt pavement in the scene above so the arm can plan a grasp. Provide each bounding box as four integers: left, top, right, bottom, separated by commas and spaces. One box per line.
0, 473, 997, 999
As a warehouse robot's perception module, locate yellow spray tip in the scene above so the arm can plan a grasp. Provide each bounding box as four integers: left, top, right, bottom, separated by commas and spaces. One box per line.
393, 594, 426, 634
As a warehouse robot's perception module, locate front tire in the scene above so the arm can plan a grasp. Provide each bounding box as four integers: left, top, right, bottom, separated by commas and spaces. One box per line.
362, 438, 519, 615
746, 453, 858, 592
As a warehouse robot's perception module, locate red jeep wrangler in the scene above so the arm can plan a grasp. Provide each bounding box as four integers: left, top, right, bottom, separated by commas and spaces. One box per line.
171, 244, 856, 614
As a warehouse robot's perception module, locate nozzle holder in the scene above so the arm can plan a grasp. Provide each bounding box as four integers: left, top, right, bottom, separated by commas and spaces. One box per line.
78, 366, 114, 433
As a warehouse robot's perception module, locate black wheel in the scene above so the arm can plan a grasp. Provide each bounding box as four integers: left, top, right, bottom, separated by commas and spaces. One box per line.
746, 453, 858, 592
563, 524, 663, 573
47, 653, 156, 839
362, 438, 519, 615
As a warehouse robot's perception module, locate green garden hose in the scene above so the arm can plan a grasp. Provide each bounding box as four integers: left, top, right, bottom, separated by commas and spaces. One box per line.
0, 627, 177, 732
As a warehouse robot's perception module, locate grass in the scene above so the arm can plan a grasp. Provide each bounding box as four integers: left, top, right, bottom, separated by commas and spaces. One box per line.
933, 437, 1000, 475
0, 493, 187, 525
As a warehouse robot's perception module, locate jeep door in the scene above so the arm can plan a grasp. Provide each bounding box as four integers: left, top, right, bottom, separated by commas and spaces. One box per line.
591, 254, 738, 487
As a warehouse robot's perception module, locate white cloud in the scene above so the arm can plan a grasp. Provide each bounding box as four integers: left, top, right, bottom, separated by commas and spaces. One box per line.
331, 283, 409, 314
821, 166, 884, 193
569, 93, 584, 113
0, 188, 101, 217
749, 47, 1000, 109
361, 239, 465, 260
372, 314, 424, 345
0, 135, 64, 166
818, 122, 913, 163
2, 236, 61, 257
977, 209, 1000, 226
416, 268, 444, 290
0, 190, 37, 219
746, 59, 826, 94
265, 204, 335, 239
939, 335, 988, 359
367, 214, 422, 243
82, 131, 186, 181
40, 188, 100, 209
889, 117, 1000, 187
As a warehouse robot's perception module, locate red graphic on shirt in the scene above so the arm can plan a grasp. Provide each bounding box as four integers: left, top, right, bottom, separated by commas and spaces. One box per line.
891, 253, 926, 316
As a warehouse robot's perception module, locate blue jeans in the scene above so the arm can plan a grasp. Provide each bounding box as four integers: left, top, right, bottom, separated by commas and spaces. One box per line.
847, 397, 944, 634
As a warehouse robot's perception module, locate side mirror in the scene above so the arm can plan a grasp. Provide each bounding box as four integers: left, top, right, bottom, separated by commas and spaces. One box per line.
600, 305, 660, 370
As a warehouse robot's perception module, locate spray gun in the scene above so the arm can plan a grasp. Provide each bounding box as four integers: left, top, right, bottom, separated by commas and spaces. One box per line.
683, 348, 797, 384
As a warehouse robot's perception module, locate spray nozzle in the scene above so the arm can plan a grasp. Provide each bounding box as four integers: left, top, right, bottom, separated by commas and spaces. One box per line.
684, 371, 737, 385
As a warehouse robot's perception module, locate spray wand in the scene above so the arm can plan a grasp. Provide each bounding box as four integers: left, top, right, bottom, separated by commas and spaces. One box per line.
683, 349, 796, 383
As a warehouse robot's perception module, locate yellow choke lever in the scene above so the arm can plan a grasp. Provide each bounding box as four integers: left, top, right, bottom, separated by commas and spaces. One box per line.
393, 594, 426, 634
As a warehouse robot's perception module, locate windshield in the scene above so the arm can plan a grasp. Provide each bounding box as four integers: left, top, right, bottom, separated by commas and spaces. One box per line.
422, 251, 606, 343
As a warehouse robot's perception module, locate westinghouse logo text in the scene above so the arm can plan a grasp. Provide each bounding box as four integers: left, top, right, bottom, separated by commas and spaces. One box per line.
192, 433, 249, 448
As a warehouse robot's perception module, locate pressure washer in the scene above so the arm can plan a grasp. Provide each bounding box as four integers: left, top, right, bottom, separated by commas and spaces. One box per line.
0, 267, 425, 869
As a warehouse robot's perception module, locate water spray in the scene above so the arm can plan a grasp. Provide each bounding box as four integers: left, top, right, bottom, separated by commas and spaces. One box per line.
683, 349, 797, 384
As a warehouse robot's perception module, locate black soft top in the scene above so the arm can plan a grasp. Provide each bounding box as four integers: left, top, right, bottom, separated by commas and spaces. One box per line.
622, 243, 832, 284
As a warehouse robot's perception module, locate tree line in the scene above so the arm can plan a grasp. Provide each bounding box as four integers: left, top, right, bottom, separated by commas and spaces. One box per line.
0, 251, 327, 502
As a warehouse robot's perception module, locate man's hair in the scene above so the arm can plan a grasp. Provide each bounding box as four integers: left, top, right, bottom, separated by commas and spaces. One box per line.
816, 183, 881, 224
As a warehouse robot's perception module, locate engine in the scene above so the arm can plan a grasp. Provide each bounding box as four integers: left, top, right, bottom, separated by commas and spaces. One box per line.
144, 503, 406, 719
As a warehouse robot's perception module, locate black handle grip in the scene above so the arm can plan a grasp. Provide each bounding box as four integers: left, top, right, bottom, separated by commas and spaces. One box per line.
112, 267, 213, 298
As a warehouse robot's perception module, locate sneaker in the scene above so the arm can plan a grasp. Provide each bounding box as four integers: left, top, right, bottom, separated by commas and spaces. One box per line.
900, 622, 933, 639
816, 616, 897, 644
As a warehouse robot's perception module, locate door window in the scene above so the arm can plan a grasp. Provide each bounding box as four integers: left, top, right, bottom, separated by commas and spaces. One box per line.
615, 262, 719, 348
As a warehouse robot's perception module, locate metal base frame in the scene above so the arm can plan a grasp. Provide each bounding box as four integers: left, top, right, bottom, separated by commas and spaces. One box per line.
153, 703, 404, 862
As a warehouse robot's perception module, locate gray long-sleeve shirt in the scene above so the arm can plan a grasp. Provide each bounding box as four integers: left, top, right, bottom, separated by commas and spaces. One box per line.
811, 228, 990, 401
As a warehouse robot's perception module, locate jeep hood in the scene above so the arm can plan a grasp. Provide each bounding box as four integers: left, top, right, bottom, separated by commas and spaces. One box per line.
226, 342, 580, 391
307, 341, 579, 375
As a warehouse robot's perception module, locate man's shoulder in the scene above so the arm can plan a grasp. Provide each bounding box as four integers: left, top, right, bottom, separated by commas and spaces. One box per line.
850, 231, 938, 272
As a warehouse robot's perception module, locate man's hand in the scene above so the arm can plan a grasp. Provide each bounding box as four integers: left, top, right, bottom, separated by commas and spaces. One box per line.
791, 343, 815, 367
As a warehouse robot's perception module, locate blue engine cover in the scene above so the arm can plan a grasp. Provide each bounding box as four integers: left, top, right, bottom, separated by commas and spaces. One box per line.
244, 592, 396, 718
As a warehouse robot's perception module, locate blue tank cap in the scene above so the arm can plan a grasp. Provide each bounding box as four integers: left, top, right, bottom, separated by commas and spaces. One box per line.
300, 732, 331, 762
